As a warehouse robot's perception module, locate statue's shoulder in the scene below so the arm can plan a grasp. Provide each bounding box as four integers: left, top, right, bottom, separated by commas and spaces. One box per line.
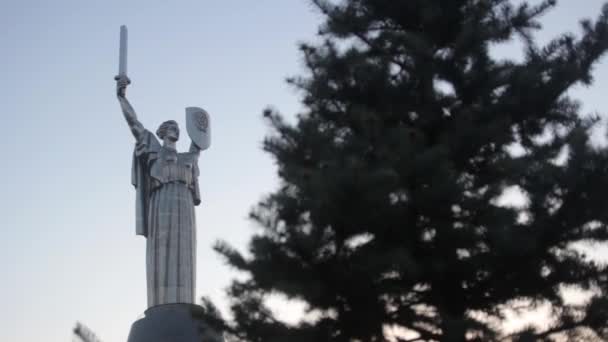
135, 130, 161, 158
141, 130, 162, 148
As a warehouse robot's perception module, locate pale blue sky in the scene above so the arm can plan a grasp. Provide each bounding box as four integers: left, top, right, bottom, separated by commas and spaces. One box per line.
1, 1, 608, 341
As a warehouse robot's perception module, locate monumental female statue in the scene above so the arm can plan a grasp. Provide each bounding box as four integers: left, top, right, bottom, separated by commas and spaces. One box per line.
116, 74, 208, 308
115, 27, 224, 342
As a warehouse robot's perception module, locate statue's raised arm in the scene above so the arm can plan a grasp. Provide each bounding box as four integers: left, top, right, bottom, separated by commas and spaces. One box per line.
115, 75, 145, 140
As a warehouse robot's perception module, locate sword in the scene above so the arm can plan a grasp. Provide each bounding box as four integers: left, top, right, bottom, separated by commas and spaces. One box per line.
118, 25, 128, 77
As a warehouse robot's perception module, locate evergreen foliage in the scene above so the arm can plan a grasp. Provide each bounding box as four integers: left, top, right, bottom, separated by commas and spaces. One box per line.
216, 1, 608, 340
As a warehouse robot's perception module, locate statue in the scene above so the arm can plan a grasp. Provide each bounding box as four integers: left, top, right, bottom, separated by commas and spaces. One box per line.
115, 26, 211, 308
115, 25, 223, 342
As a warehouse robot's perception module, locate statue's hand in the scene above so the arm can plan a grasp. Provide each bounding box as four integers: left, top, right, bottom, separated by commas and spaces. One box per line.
115, 75, 131, 98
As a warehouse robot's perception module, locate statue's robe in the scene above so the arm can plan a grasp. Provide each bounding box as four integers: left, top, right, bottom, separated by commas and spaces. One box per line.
131, 130, 201, 307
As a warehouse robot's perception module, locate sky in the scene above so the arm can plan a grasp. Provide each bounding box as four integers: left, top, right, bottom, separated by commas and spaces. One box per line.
2, 1, 608, 341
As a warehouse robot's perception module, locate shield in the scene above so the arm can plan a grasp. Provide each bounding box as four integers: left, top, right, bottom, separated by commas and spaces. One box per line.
186, 107, 211, 150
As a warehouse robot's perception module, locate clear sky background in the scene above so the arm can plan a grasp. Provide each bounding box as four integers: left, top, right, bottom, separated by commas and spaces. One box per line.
2, 1, 608, 341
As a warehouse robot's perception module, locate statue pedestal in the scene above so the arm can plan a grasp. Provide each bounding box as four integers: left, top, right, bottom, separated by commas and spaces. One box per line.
127, 304, 224, 342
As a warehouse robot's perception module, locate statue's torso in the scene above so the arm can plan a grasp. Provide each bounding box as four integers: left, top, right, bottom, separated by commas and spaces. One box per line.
149, 148, 198, 191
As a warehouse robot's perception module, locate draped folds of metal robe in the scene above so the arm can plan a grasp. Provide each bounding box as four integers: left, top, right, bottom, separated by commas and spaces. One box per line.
147, 182, 196, 307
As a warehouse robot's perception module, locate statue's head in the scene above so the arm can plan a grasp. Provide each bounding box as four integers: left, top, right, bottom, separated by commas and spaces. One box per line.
156, 120, 180, 142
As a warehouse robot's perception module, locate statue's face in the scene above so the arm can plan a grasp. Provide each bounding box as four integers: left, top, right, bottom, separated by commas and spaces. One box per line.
166, 123, 179, 142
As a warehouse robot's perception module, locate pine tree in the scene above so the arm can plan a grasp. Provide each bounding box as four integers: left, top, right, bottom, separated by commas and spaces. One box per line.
216, 1, 608, 341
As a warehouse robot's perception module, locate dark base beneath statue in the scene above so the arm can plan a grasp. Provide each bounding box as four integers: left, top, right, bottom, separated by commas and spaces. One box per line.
127, 303, 224, 342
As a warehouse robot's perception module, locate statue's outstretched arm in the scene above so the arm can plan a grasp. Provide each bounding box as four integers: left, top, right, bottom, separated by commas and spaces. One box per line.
116, 76, 145, 140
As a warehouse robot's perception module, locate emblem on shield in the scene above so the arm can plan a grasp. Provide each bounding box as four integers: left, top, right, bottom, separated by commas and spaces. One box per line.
195, 112, 209, 133
186, 107, 211, 150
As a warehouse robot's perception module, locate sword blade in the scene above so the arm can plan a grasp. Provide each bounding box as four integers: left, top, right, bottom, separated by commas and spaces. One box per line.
118, 25, 128, 76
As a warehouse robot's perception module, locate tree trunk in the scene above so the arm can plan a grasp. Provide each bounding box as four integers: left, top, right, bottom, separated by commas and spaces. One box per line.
440, 317, 467, 342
